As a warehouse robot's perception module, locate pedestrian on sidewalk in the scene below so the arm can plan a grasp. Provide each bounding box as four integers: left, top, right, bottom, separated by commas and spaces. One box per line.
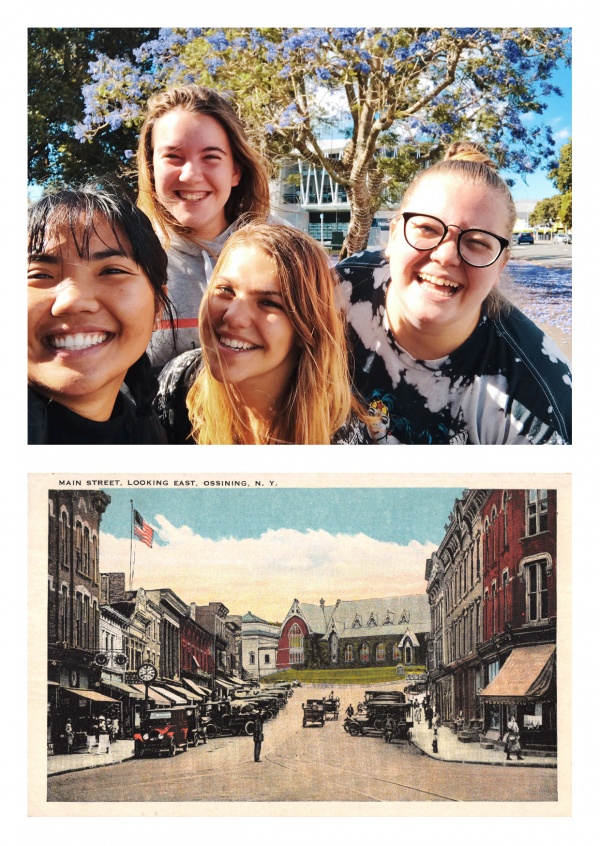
86, 719, 97, 753
65, 719, 75, 754
504, 715, 524, 761
425, 704, 434, 729
253, 710, 264, 762
97, 715, 110, 755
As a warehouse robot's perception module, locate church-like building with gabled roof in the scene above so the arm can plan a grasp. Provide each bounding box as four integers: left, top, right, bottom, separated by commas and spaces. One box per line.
276, 595, 429, 671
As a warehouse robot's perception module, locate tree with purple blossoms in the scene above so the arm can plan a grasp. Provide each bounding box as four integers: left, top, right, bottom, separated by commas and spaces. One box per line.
70, 27, 570, 258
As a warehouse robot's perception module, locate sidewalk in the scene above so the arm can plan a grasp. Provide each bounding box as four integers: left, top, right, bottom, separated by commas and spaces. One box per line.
409, 721, 557, 768
47, 739, 134, 777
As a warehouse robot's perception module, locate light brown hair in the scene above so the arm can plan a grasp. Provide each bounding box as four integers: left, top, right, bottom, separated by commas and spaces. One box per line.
187, 223, 361, 444
137, 85, 271, 245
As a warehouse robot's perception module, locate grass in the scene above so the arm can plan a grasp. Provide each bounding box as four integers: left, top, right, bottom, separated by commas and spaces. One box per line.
260, 666, 427, 686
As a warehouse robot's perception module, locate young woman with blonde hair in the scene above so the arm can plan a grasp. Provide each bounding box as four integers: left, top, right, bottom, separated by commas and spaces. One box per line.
155, 222, 369, 444
337, 141, 572, 444
137, 85, 271, 368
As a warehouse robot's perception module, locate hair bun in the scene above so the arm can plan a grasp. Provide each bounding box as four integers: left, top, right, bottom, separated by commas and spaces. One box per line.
443, 141, 497, 171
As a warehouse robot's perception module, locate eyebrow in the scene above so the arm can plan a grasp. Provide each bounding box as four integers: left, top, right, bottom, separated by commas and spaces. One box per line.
158, 144, 228, 155
28, 248, 130, 263
215, 277, 283, 298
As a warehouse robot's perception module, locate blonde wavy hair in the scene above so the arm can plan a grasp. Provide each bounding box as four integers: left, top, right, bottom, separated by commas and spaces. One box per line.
396, 140, 516, 318
186, 223, 360, 444
137, 85, 271, 246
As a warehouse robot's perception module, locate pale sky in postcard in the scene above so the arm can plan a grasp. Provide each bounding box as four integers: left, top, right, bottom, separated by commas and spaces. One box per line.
98, 487, 464, 622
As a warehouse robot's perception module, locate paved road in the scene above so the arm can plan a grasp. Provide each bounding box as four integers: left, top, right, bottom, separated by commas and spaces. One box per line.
47, 686, 557, 805
510, 241, 571, 264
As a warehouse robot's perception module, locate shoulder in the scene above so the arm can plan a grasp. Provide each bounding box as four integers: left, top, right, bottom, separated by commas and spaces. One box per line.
28, 387, 48, 444
335, 250, 391, 310
488, 307, 572, 442
155, 350, 203, 444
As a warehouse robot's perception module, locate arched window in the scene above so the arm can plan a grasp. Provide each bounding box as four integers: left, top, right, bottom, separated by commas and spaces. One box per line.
60, 512, 68, 568
330, 633, 339, 664
404, 645, 412, 664
360, 643, 370, 663
344, 643, 354, 662
289, 624, 304, 665
376, 642, 386, 662
392, 643, 400, 661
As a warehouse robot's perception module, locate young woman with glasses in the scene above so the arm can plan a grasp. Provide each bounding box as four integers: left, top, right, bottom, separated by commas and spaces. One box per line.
336, 142, 572, 444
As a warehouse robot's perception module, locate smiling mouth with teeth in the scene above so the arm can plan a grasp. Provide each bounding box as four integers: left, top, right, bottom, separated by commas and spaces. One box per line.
178, 191, 210, 201
417, 272, 462, 294
47, 332, 111, 351
218, 335, 260, 352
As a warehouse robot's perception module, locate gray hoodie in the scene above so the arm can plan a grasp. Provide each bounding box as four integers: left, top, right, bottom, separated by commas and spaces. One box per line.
147, 224, 236, 369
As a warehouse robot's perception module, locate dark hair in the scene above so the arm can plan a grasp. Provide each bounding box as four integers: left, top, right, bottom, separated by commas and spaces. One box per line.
27, 184, 175, 422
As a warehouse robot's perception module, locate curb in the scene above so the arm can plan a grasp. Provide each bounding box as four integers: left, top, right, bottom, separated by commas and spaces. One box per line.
409, 738, 557, 769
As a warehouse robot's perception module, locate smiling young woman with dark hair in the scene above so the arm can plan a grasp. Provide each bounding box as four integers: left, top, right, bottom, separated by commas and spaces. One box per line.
28, 186, 174, 444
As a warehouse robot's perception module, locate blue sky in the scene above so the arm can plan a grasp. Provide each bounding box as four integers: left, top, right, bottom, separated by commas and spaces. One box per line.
97, 486, 465, 619
504, 61, 571, 201
100, 486, 465, 545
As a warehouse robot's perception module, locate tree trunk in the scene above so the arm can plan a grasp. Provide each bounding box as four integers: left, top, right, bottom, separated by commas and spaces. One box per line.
337, 173, 380, 262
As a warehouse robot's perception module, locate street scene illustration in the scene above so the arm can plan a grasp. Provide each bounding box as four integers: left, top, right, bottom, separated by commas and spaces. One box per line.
33, 476, 565, 808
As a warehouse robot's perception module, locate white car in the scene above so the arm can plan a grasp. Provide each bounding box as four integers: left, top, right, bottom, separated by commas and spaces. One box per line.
553, 233, 571, 244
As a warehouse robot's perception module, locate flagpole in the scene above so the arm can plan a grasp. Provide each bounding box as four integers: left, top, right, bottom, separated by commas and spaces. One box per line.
129, 500, 134, 592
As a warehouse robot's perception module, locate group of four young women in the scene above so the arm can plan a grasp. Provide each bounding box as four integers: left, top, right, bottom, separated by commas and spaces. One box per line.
27, 85, 572, 445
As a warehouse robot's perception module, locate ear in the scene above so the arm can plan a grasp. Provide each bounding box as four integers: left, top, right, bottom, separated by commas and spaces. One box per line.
385, 218, 401, 259
231, 160, 242, 188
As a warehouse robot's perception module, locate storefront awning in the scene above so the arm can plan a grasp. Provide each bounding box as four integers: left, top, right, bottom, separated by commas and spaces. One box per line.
215, 678, 234, 691
149, 685, 188, 705
160, 682, 203, 703
480, 644, 555, 704
64, 688, 118, 703
101, 680, 145, 700
182, 677, 211, 698
130, 684, 171, 706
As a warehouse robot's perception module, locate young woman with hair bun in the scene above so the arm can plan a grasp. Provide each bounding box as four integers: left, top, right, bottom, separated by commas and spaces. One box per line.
337, 140, 572, 444
137, 85, 272, 369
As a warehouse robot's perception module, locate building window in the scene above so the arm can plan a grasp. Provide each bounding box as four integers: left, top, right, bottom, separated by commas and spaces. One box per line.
404, 645, 412, 664
249, 651, 255, 665
352, 615, 362, 629
393, 643, 400, 661
491, 582, 497, 634
376, 643, 386, 662
345, 644, 354, 662
289, 624, 304, 664
503, 492, 509, 547
264, 654, 270, 665
367, 613, 377, 627
75, 592, 82, 646
525, 560, 549, 622
82, 527, 90, 576
60, 512, 68, 568
360, 643, 370, 663
527, 490, 548, 535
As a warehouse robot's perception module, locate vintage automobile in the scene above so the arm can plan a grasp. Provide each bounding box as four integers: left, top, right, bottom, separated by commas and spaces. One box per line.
134, 706, 196, 757
232, 693, 280, 720
302, 699, 325, 727
323, 695, 340, 720
199, 700, 257, 739
344, 700, 413, 740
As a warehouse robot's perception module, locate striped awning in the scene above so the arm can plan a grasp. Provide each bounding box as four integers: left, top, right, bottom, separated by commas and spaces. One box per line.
480, 644, 555, 704
64, 688, 118, 703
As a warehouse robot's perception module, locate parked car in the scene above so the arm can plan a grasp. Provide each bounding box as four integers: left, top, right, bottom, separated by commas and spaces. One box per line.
517, 232, 534, 245
302, 699, 325, 727
553, 233, 571, 244
134, 706, 195, 757
199, 700, 258, 738
344, 700, 413, 739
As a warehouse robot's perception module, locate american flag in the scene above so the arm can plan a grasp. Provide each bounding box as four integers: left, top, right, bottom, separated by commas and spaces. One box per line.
133, 510, 154, 548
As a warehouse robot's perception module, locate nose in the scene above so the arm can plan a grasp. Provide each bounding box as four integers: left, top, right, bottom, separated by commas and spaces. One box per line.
429, 227, 462, 266
179, 158, 204, 184
51, 278, 100, 316
222, 296, 252, 327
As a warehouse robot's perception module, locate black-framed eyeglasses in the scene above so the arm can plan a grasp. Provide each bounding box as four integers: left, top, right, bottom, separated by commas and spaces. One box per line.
401, 212, 509, 268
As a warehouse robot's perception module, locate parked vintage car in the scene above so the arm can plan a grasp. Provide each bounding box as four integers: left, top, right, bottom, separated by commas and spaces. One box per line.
302, 699, 325, 727
134, 706, 196, 757
344, 700, 413, 740
199, 700, 258, 738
